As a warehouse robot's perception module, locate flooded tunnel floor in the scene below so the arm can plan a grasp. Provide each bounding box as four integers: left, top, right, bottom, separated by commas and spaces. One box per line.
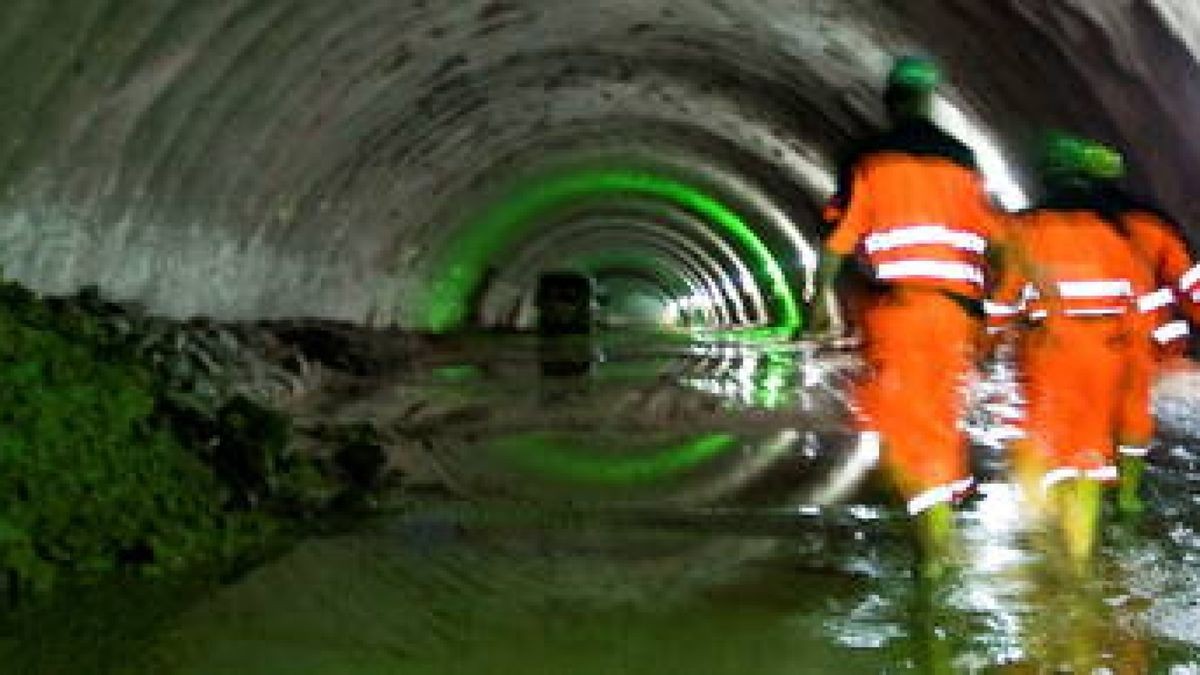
5, 332, 1200, 673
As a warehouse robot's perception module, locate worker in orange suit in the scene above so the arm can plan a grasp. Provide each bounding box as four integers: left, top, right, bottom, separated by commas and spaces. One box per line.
987, 134, 1154, 570
1083, 142, 1199, 516
809, 56, 1004, 577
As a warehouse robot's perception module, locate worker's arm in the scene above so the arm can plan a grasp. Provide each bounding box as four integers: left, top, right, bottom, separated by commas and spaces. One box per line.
982, 217, 1032, 356
808, 160, 871, 337
807, 248, 846, 335
1161, 226, 1200, 328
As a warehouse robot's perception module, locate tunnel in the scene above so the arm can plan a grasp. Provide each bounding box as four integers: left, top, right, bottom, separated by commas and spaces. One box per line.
5, 1, 1200, 673
12, 0, 1200, 332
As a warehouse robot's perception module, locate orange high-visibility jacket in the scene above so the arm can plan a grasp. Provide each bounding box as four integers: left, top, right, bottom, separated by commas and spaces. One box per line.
827, 120, 1000, 300
990, 206, 1154, 326
1118, 203, 1199, 347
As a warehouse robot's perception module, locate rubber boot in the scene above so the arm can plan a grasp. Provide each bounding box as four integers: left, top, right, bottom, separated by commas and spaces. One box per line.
914, 502, 955, 580
1011, 441, 1050, 523
1117, 455, 1146, 518
911, 572, 955, 675
1052, 479, 1101, 575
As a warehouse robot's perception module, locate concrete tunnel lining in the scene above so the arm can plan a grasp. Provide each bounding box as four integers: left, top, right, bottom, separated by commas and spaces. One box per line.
2, 1, 1200, 327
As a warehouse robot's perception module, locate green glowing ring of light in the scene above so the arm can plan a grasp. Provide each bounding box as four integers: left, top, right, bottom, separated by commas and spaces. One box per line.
489, 431, 738, 485
425, 170, 801, 331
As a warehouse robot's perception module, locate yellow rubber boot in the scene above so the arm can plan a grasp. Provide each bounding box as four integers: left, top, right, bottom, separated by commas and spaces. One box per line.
1052, 479, 1101, 574
1011, 441, 1050, 523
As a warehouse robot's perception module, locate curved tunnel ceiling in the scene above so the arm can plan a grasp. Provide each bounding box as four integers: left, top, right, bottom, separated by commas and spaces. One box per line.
2, 1, 1199, 330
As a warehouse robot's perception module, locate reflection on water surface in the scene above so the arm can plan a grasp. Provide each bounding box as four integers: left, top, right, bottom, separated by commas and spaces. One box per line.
4, 333, 1199, 673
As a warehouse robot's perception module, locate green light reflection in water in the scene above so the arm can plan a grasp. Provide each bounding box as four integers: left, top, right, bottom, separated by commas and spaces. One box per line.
424, 170, 802, 332
489, 431, 738, 485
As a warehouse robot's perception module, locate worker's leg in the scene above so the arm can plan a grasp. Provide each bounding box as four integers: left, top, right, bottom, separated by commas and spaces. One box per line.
1050, 478, 1102, 574
1011, 439, 1051, 520
862, 294, 974, 577
1013, 330, 1059, 521
1115, 336, 1154, 516
914, 502, 955, 579
1117, 455, 1147, 516
1017, 323, 1122, 571
1041, 325, 1124, 569
911, 560, 955, 675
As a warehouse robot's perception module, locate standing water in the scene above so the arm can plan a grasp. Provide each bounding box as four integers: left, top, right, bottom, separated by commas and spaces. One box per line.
4, 332, 1200, 674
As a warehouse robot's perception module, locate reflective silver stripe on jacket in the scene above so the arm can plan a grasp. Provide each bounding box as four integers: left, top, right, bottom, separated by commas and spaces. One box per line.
1137, 287, 1176, 313
1062, 307, 1125, 317
864, 224, 988, 255
1153, 320, 1190, 344
1056, 279, 1134, 299
875, 260, 985, 286
1179, 263, 1200, 293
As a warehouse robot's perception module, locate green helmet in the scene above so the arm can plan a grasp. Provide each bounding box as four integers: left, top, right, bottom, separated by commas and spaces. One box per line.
1081, 141, 1125, 181
887, 56, 940, 92
1039, 131, 1090, 178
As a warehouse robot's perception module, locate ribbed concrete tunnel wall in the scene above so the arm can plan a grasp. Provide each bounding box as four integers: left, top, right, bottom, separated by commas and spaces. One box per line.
2, 0, 1199, 330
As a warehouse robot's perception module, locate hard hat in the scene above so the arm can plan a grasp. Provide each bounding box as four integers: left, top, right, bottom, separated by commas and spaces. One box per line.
887, 56, 940, 92
1039, 131, 1090, 177
1082, 142, 1125, 180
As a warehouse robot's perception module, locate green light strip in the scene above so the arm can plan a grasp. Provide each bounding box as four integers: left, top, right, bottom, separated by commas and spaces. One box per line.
489, 431, 737, 485
424, 170, 801, 331
691, 326, 795, 342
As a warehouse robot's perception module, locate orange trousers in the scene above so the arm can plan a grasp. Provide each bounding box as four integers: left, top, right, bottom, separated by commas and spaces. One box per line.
855, 290, 978, 503
1018, 319, 1132, 476
1116, 332, 1155, 448
1117, 305, 1196, 451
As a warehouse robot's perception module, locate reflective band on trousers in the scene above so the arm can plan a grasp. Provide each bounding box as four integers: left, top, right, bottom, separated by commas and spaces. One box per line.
875, 260, 985, 286
1119, 445, 1150, 458
1057, 279, 1134, 299
1138, 287, 1176, 313
1154, 320, 1190, 344
1179, 263, 1200, 293
864, 224, 988, 255
990, 404, 1025, 420
906, 478, 974, 515
1040, 465, 1119, 490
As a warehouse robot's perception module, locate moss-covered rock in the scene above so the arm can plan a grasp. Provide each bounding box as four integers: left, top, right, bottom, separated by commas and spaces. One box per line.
0, 278, 272, 603
0, 273, 422, 605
